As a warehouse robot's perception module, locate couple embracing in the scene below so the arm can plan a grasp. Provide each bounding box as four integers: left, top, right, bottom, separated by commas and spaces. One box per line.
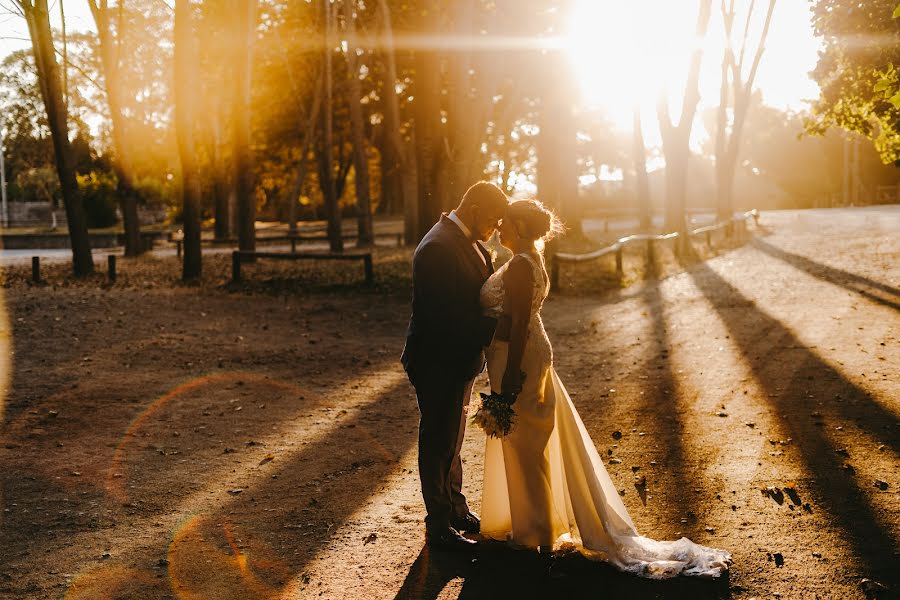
401, 182, 731, 579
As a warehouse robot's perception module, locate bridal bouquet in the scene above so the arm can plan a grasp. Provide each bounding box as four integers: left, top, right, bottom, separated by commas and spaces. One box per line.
471, 391, 517, 438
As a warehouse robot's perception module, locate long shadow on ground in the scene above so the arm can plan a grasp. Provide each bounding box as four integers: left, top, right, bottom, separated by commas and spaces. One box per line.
162, 378, 419, 596
395, 542, 730, 599
683, 257, 899, 590
751, 238, 900, 311
54, 377, 418, 598
631, 254, 697, 528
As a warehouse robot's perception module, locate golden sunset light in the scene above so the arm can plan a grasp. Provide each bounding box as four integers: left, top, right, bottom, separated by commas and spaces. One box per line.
0, 1, 897, 599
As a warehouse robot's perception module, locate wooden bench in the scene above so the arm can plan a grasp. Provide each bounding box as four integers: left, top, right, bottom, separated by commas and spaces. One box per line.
174, 232, 402, 258
231, 250, 374, 285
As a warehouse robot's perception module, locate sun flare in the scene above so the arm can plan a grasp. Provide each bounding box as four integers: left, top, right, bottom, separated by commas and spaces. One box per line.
566, 1, 706, 130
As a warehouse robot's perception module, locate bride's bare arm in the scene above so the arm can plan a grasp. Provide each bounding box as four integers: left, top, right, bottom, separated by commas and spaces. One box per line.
501, 256, 534, 397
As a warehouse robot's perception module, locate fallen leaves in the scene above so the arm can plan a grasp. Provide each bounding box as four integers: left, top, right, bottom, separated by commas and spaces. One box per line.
761, 486, 785, 505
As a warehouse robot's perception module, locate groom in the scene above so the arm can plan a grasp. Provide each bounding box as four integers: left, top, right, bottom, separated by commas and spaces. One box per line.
401, 181, 509, 551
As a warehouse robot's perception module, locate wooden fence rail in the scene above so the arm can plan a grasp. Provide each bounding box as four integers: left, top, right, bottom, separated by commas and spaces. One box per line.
551, 209, 759, 291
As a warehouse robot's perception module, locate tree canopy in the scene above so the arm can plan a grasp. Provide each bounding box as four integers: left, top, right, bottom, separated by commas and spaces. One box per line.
807, 0, 900, 162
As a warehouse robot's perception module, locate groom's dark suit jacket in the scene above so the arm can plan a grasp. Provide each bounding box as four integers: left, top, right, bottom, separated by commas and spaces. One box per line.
401, 214, 497, 384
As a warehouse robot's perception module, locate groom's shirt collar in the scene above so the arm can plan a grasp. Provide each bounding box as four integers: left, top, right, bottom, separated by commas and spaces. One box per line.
448, 210, 473, 240
448, 210, 487, 266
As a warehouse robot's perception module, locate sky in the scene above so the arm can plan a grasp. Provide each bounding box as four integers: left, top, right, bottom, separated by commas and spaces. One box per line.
568, 0, 822, 128
0, 1, 97, 59
0, 0, 821, 120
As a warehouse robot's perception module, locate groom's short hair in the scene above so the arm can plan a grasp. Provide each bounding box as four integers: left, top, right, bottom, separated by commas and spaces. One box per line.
459, 181, 509, 212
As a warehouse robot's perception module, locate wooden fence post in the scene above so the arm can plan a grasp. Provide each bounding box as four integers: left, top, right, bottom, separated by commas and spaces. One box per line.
108, 255, 116, 282
232, 251, 241, 282
363, 254, 374, 285
31, 256, 40, 283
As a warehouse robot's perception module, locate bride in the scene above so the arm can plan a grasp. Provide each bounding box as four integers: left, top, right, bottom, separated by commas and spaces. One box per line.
478, 199, 731, 579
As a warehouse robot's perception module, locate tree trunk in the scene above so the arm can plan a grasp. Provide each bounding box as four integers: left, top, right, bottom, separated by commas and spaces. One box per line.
233, 0, 256, 253
538, 61, 582, 238
342, 0, 373, 246
23, 0, 93, 276
632, 105, 651, 230
447, 0, 477, 202
414, 45, 442, 239
715, 2, 734, 223
657, 0, 712, 237
322, 0, 343, 252
716, 0, 776, 222
88, 1, 144, 256
211, 109, 232, 240
377, 0, 417, 244
174, 0, 202, 279
286, 70, 323, 236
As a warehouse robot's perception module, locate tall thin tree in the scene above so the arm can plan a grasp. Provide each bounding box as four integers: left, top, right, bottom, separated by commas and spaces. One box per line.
88, 0, 145, 256
16, 0, 94, 275
174, 0, 202, 279
322, 0, 343, 252
286, 72, 323, 236
342, 0, 373, 246
632, 105, 652, 230
376, 0, 416, 244
413, 5, 444, 240
233, 0, 257, 253
656, 0, 713, 238
715, 0, 777, 221
273, 19, 324, 237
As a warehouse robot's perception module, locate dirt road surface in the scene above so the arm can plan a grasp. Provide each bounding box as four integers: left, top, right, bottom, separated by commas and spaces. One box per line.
0, 207, 897, 599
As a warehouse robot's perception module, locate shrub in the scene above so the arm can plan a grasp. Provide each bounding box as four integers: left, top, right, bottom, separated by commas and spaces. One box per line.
77, 171, 119, 228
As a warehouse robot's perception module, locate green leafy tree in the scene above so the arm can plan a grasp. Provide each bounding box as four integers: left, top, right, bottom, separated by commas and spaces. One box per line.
807, 0, 900, 162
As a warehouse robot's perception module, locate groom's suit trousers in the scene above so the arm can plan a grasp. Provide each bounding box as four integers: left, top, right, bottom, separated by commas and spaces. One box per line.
413, 375, 473, 530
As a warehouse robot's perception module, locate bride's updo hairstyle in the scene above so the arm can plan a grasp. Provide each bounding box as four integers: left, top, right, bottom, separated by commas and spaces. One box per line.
506, 200, 564, 251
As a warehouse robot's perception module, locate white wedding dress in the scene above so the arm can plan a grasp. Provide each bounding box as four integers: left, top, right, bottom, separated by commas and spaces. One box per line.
478, 252, 731, 579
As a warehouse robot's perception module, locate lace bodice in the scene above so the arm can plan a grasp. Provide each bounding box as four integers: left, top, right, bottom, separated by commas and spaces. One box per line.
480, 252, 549, 320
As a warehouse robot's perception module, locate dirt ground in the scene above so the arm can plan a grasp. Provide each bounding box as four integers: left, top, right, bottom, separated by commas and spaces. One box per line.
0, 208, 897, 599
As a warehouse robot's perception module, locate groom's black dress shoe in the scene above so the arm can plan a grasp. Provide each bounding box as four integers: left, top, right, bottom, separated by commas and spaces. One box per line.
450, 511, 480, 534
425, 526, 477, 551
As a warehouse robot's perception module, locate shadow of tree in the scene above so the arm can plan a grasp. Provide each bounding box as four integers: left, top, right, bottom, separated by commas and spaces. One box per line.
632, 253, 696, 526
751, 238, 900, 311
682, 257, 899, 590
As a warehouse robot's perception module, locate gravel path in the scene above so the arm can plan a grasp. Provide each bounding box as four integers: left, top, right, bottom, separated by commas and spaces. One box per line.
0, 207, 896, 599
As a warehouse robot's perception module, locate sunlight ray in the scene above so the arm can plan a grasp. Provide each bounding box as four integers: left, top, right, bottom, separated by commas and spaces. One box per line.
54, 368, 408, 597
